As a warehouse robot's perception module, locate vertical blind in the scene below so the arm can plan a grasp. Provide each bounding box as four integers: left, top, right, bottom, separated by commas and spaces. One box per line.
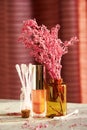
0, 0, 87, 103
78, 0, 87, 103
59, 0, 81, 102
32, 0, 59, 28
0, 0, 33, 99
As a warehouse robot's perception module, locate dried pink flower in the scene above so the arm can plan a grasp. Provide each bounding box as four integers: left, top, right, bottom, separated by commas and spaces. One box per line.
19, 19, 78, 80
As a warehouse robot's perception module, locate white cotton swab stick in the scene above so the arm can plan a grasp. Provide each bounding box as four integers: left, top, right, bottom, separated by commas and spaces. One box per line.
53, 109, 79, 120
20, 64, 29, 92
28, 63, 32, 89
15, 64, 26, 95
21, 64, 27, 85
20, 64, 28, 97
21, 64, 32, 107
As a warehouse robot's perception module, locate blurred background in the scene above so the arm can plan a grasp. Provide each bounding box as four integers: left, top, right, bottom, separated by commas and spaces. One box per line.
0, 0, 87, 103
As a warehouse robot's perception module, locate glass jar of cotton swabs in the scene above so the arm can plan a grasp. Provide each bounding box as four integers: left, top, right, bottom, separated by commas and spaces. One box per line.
15, 64, 32, 118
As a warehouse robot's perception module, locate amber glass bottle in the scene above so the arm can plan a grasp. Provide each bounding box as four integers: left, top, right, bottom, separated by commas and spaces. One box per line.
47, 78, 67, 117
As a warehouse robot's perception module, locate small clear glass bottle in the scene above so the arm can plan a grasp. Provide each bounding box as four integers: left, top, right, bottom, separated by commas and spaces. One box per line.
20, 92, 30, 118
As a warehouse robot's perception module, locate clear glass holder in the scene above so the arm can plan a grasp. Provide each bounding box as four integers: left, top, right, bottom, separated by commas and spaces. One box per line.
20, 92, 31, 118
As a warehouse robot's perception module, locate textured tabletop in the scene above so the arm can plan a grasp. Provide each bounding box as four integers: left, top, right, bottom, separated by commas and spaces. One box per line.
0, 99, 87, 130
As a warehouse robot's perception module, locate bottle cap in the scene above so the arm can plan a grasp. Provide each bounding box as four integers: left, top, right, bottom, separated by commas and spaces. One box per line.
32, 65, 45, 90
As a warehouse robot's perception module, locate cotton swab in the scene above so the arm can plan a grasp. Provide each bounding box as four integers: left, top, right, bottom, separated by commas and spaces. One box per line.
16, 63, 33, 110
53, 109, 79, 120
15, 64, 26, 95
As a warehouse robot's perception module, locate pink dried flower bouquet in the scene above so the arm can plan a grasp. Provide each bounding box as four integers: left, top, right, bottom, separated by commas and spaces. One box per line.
19, 19, 78, 80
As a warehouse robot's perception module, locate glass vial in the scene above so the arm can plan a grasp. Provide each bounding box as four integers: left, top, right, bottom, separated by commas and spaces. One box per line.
20, 93, 30, 118
31, 65, 47, 117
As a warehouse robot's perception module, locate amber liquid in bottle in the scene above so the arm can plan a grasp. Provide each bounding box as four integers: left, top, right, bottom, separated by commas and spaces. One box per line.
47, 79, 67, 117
31, 65, 47, 117
31, 89, 46, 117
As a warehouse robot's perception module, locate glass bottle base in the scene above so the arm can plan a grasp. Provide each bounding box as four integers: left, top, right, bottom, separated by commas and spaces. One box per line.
31, 111, 46, 118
